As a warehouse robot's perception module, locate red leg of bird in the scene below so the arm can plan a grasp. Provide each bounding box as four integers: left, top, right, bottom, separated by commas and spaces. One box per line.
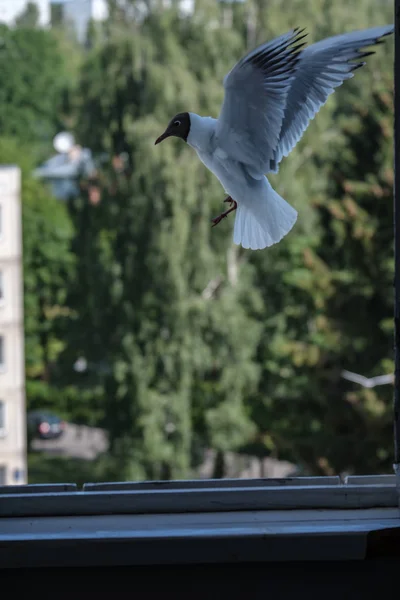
211, 196, 238, 227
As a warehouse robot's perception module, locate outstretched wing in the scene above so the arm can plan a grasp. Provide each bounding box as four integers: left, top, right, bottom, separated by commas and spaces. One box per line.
269, 24, 394, 172
214, 29, 307, 175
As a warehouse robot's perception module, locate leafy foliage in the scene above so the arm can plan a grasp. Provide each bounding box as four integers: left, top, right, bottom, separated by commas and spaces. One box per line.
9, 0, 395, 481
0, 137, 75, 379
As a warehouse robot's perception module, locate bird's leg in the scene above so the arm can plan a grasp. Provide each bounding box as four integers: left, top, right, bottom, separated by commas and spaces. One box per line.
224, 196, 236, 208
211, 196, 238, 227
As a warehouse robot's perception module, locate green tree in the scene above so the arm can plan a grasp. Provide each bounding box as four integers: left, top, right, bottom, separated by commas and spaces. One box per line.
244, 0, 395, 475
66, 0, 396, 480
0, 137, 77, 416
0, 24, 71, 154
69, 2, 261, 480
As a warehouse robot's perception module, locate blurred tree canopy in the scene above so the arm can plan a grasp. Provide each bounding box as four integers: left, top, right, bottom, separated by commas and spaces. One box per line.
0, 137, 80, 419
0, 22, 80, 157
9, 0, 395, 480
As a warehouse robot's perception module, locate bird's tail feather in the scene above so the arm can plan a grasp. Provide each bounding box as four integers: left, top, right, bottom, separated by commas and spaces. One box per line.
233, 178, 297, 250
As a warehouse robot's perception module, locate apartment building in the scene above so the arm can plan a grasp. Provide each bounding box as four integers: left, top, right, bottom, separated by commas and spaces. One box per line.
0, 0, 50, 26
0, 166, 27, 486
52, 0, 108, 42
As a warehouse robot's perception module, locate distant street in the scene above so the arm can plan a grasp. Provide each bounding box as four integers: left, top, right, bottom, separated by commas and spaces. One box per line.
32, 425, 296, 479
32, 424, 108, 460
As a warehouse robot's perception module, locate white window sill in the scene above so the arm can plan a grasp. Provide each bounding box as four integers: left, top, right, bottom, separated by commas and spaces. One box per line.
0, 475, 399, 568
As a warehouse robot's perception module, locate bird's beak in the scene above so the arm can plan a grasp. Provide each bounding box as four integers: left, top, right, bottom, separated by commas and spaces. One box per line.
155, 130, 169, 145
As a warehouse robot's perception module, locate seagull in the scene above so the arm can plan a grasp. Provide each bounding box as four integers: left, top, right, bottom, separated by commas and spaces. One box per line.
341, 370, 394, 388
155, 25, 393, 251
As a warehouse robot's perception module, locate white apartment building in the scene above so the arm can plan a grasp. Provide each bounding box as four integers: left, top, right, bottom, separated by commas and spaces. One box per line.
0, 0, 50, 26
54, 0, 194, 43
55, 0, 108, 42
0, 166, 27, 486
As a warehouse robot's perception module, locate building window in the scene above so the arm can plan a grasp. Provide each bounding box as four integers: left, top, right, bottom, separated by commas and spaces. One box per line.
0, 271, 4, 303
0, 400, 4, 434
0, 466, 5, 485
0, 336, 4, 369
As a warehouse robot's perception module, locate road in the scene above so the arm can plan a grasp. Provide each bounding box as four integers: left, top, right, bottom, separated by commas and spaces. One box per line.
32, 423, 108, 460
32, 426, 296, 478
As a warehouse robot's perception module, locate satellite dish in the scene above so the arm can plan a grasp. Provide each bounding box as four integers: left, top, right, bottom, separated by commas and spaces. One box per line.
53, 131, 75, 154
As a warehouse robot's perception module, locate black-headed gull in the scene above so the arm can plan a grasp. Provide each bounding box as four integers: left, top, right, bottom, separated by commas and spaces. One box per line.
155, 25, 393, 251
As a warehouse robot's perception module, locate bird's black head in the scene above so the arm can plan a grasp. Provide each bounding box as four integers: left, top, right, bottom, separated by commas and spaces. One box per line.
155, 112, 191, 145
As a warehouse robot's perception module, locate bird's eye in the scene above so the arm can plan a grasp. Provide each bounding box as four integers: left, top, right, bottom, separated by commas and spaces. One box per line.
173, 120, 181, 127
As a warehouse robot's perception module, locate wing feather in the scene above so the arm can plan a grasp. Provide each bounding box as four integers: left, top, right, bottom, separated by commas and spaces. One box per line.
215, 29, 307, 174
269, 24, 394, 172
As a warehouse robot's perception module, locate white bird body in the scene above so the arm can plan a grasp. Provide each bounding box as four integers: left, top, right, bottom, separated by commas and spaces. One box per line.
187, 112, 297, 249
156, 25, 393, 250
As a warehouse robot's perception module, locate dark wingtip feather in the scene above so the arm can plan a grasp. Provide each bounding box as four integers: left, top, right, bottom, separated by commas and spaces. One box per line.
351, 62, 366, 72
374, 29, 394, 45
379, 27, 394, 39
293, 33, 308, 45
358, 50, 375, 59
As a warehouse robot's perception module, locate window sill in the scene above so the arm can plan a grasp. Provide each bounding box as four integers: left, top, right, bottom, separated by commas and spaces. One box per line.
0, 475, 399, 569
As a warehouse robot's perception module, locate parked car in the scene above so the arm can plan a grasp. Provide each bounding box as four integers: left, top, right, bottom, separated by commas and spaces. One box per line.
27, 411, 66, 441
